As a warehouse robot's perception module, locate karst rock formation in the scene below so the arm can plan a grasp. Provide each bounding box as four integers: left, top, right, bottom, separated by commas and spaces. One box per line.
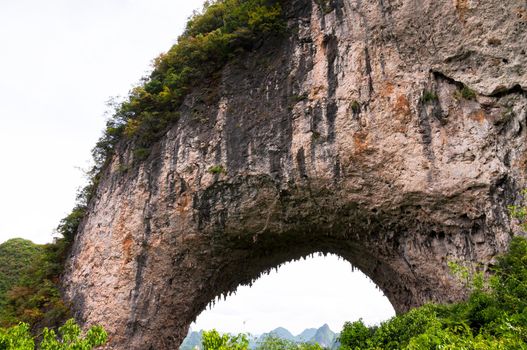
64, 0, 527, 348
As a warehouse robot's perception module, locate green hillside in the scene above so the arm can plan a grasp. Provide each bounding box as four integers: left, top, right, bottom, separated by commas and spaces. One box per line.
0, 238, 70, 329
0, 239, 44, 308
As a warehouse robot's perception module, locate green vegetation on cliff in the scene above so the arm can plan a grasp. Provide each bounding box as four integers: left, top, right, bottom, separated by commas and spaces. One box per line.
55, 0, 286, 263
93, 0, 284, 169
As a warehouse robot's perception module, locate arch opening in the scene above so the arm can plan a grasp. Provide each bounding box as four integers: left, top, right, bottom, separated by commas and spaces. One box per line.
181, 253, 395, 349
164, 226, 433, 349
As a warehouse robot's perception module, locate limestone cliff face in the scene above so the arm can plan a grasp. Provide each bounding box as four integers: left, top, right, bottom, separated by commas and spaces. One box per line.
64, 0, 527, 349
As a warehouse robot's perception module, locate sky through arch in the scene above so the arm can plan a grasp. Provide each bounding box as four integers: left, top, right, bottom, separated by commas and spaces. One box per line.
191, 254, 395, 335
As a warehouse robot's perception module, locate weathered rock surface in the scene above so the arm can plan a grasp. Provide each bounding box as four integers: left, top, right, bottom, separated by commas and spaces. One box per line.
64, 0, 527, 349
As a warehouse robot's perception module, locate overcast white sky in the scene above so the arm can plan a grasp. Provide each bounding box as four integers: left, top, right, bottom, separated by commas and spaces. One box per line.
0, 0, 394, 335
192, 254, 395, 335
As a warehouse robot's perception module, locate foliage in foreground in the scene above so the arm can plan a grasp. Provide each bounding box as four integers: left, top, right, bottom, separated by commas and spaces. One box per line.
202, 329, 249, 350
0, 319, 107, 350
201, 330, 326, 350
255, 335, 325, 350
338, 236, 527, 349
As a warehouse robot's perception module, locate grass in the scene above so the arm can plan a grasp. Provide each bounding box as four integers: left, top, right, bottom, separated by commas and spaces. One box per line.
422, 90, 438, 103
208, 165, 226, 174
455, 85, 477, 101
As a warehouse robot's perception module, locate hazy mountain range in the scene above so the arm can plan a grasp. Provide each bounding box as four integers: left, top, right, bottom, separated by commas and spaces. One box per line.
180, 324, 339, 350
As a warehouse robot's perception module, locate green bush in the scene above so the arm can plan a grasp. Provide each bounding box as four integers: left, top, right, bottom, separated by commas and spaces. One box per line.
454, 85, 477, 101
208, 165, 226, 174
0, 319, 107, 350
338, 236, 527, 350
256, 336, 324, 350
314, 0, 334, 14
0, 322, 34, 350
338, 319, 373, 350
40, 319, 107, 350
350, 100, 360, 115
56, 205, 86, 243
202, 329, 249, 350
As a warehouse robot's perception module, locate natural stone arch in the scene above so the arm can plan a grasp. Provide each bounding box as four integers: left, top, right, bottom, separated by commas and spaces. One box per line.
64, 0, 527, 349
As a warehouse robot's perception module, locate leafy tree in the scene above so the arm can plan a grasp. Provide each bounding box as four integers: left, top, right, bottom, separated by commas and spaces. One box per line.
256, 335, 324, 350
337, 236, 527, 350
338, 319, 372, 350
201, 329, 249, 350
39, 319, 107, 350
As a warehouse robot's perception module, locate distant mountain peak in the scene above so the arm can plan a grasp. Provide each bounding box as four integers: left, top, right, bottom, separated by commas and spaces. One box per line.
180, 325, 339, 350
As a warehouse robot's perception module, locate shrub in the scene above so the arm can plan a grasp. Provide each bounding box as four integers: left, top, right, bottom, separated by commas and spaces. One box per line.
350, 100, 360, 114
338, 319, 372, 350
56, 205, 86, 243
421, 90, 438, 103
0, 319, 107, 350
208, 165, 226, 174
0, 322, 34, 350
454, 85, 477, 101
314, 0, 334, 14
202, 329, 249, 350
460, 85, 476, 100
338, 236, 527, 349
40, 319, 107, 350
256, 335, 324, 350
